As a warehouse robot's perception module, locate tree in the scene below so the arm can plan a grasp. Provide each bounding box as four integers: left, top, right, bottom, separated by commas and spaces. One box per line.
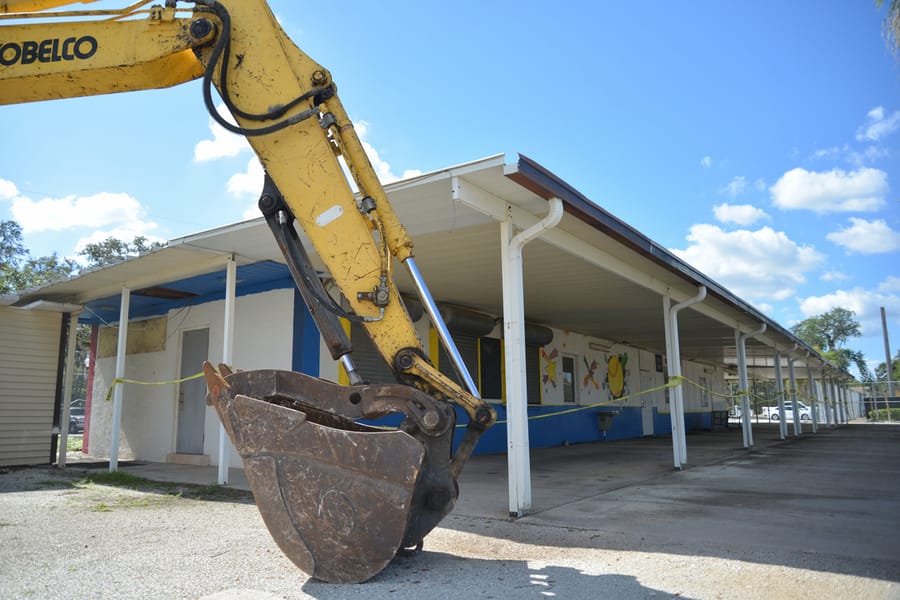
79, 235, 161, 268
878, 0, 900, 53
0, 219, 161, 294
874, 349, 900, 383
0, 220, 26, 264
828, 348, 872, 382
790, 308, 861, 352
0, 219, 78, 294
791, 308, 868, 378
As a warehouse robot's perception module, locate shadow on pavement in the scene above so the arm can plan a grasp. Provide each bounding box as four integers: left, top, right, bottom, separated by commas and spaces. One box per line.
302, 552, 696, 600
446, 423, 900, 584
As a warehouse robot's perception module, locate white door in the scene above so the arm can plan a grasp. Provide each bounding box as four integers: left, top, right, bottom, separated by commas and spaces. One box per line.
176, 328, 208, 454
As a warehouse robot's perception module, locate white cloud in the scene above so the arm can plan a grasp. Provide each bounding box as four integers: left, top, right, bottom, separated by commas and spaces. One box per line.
193, 104, 251, 162
826, 218, 900, 254
671, 224, 823, 302
10, 191, 156, 235
856, 106, 900, 142
241, 204, 261, 221
0, 178, 18, 200
354, 120, 422, 184
721, 176, 746, 198
812, 144, 890, 168
798, 281, 900, 337
769, 167, 888, 213
821, 270, 850, 283
814, 146, 842, 160
700, 156, 712, 168
227, 157, 264, 198
754, 302, 774, 314
713, 203, 769, 226
880, 276, 900, 293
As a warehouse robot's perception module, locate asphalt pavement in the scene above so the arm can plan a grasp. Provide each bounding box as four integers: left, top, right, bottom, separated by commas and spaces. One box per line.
2, 421, 898, 599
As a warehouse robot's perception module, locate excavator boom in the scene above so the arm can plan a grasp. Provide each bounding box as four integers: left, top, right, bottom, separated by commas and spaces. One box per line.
0, 0, 495, 583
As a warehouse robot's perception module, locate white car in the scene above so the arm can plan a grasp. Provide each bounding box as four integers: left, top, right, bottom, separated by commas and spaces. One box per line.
768, 402, 811, 421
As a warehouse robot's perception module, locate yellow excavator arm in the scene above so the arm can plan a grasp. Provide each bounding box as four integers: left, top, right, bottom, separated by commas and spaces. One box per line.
1, 0, 495, 583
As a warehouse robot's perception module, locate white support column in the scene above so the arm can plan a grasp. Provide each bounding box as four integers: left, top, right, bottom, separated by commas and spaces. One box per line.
787, 356, 801, 436
109, 286, 130, 472
822, 373, 833, 428
828, 378, 838, 427
217, 255, 237, 485
662, 286, 707, 469
501, 198, 563, 517
807, 361, 818, 433
839, 384, 847, 423
833, 379, 840, 424
57, 311, 81, 468
774, 350, 787, 440
737, 323, 766, 449
736, 331, 749, 448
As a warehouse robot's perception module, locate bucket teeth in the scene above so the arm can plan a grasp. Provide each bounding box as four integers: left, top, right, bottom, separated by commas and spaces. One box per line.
202, 361, 229, 406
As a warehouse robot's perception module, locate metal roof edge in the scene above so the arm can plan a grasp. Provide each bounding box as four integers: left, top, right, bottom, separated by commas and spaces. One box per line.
382, 153, 507, 193
166, 216, 266, 249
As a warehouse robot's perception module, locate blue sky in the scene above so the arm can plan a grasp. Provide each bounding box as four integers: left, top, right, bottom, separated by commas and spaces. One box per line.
1, 1, 899, 377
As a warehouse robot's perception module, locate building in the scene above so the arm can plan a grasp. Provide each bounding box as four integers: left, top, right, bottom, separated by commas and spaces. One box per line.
2, 153, 863, 514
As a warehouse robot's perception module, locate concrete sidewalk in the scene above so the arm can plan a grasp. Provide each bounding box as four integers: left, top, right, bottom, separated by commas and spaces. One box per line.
66, 421, 900, 589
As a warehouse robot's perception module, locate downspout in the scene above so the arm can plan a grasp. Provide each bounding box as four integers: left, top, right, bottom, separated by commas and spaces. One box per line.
502, 197, 564, 517
663, 285, 707, 469
737, 322, 766, 448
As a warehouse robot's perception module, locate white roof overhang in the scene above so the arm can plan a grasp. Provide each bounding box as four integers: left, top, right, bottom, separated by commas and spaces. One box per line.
6, 153, 839, 376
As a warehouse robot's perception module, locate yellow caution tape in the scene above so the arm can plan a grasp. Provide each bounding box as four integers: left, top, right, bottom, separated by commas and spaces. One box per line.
104, 371, 206, 403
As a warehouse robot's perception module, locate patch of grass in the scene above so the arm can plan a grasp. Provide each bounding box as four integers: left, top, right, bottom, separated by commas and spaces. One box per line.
66, 435, 83, 452
870, 408, 900, 421
65, 469, 252, 512
78, 471, 148, 488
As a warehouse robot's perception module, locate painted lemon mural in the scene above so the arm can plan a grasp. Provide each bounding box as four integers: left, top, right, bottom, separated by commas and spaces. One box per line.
606, 353, 627, 399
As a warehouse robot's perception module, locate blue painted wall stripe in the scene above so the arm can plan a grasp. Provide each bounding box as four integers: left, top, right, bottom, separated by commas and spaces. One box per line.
292, 289, 320, 376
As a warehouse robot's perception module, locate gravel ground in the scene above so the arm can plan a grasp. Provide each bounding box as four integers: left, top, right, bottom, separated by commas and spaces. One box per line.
1, 465, 898, 600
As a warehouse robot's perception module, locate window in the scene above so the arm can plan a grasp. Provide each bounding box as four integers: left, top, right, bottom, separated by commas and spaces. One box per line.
562, 355, 576, 403
479, 337, 502, 400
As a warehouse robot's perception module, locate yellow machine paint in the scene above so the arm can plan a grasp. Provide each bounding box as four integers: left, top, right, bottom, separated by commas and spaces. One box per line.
1, 0, 495, 583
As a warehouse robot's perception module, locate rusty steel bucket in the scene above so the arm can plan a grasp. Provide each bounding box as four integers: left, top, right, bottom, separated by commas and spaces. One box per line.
203, 363, 459, 583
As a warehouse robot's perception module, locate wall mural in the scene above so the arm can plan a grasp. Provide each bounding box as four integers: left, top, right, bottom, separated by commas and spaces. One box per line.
605, 352, 629, 400
582, 357, 600, 391
541, 347, 558, 388
539, 332, 632, 405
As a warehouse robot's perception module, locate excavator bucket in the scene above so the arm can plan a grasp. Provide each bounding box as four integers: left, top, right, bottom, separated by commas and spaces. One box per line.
202, 363, 459, 583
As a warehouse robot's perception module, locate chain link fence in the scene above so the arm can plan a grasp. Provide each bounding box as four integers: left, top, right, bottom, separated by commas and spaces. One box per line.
864, 380, 899, 422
